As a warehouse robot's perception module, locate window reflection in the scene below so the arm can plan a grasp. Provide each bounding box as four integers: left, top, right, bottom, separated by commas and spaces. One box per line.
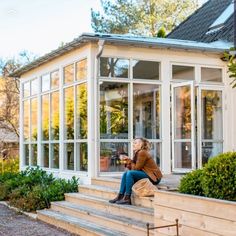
174, 142, 192, 168
51, 70, 59, 89
201, 68, 222, 82
42, 95, 49, 140
23, 100, 30, 141
172, 65, 194, 80
31, 144, 37, 166
76, 143, 88, 171
202, 142, 223, 165
31, 79, 38, 95
24, 144, 29, 165
51, 144, 59, 169
65, 143, 74, 170
51, 91, 59, 140
42, 74, 50, 92
64, 64, 74, 84
23, 82, 30, 97
76, 59, 87, 81
150, 142, 161, 165
42, 144, 49, 168
100, 82, 128, 139
31, 98, 37, 141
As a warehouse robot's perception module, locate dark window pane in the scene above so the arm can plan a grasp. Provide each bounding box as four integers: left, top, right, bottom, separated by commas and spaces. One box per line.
51, 143, 59, 169
172, 65, 194, 80
42, 144, 49, 168
24, 144, 29, 165
65, 143, 74, 170
31, 144, 37, 166
76, 143, 87, 171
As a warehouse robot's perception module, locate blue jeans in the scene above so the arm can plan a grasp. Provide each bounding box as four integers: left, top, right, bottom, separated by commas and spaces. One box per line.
119, 170, 150, 195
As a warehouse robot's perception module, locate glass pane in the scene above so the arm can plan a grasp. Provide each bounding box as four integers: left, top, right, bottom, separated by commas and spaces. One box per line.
133, 84, 160, 139
42, 74, 50, 92
23, 82, 30, 97
174, 142, 192, 168
31, 79, 38, 95
100, 82, 128, 139
76, 143, 88, 171
42, 95, 49, 140
201, 90, 222, 140
51, 143, 59, 169
64, 87, 74, 139
172, 65, 194, 80
23, 100, 30, 141
76, 59, 87, 81
201, 68, 222, 82
202, 142, 223, 165
174, 86, 191, 139
100, 142, 129, 172
133, 60, 159, 80
150, 142, 161, 166
64, 64, 74, 84
51, 91, 60, 140
31, 98, 37, 141
51, 70, 59, 89
100, 57, 129, 78
31, 144, 37, 166
65, 143, 74, 170
42, 144, 49, 168
76, 83, 87, 139
24, 144, 29, 165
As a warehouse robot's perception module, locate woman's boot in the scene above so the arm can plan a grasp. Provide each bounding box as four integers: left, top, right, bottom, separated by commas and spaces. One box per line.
109, 193, 124, 203
116, 195, 131, 205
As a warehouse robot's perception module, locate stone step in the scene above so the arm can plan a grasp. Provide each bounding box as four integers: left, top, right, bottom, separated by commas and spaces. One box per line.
50, 201, 154, 236
65, 192, 154, 223
79, 184, 154, 208
37, 209, 127, 236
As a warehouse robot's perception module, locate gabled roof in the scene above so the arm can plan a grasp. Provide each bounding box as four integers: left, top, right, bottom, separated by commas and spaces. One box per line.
167, 0, 234, 43
10, 33, 232, 78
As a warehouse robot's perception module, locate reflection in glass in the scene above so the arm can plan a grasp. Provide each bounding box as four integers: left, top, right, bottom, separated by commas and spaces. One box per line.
23, 82, 30, 97
51, 70, 59, 89
31, 144, 37, 166
24, 144, 29, 165
133, 60, 159, 80
201, 68, 222, 82
51, 92, 59, 140
174, 86, 191, 139
150, 142, 161, 165
42, 95, 49, 140
51, 143, 59, 169
174, 142, 192, 168
202, 142, 223, 165
64, 64, 74, 84
42, 144, 49, 168
201, 90, 222, 140
31, 98, 37, 141
100, 82, 128, 139
100, 142, 128, 172
133, 84, 160, 139
76, 59, 87, 81
64, 87, 74, 139
31, 79, 38, 95
65, 143, 74, 170
76, 143, 88, 171
100, 57, 129, 78
172, 65, 194, 80
42, 74, 50, 92
23, 100, 30, 141
76, 84, 87, 139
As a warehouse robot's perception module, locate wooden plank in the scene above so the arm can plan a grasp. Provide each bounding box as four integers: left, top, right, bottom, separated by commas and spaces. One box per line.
155, 191, 236, 221
155, 205, 236, 236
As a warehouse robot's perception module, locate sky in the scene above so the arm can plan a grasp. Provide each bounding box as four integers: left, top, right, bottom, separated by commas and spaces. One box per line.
0, 0, 207, 59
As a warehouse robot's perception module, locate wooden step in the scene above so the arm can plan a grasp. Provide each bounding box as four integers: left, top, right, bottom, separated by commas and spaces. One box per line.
37, 209, 128, 236
50, 201, 154, 236
65, 192, 154, 223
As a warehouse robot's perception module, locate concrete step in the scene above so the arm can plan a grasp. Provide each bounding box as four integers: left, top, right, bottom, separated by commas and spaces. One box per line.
51, 201, 154, 236
37, 209, 127, 236
65, 192, 154, 223
91, 177, 121, 189
79, 184, 154, 208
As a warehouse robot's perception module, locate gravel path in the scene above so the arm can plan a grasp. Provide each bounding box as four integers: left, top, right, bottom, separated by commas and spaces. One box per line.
0, 204, 77, 236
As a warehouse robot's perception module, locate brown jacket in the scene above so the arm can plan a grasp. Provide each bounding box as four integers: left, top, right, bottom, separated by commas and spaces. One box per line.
131, 150, 162, 182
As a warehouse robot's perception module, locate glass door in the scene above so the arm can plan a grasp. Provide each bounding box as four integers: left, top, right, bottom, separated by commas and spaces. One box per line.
172, 82, 196, 172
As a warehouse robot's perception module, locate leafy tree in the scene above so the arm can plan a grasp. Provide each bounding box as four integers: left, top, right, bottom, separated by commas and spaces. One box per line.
91, 0, 199, 37
223, 49, 236, 88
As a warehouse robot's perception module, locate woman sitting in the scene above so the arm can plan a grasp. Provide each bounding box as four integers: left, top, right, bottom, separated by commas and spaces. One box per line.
109, 137, 162, 205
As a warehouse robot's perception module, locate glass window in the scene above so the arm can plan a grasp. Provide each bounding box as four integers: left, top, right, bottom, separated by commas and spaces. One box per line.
31, 98, 37, 141
23, 82, 30, 97
51, 143, 59, 169
133, 60, 159, 80
42, 95, 50, 140
51, 70, 59, 89
76, 84, 87, 139
64, 64, 74, 84
42, 144, 49, 168
201, 68, 222, 82
150, 142, 161, 165
51, 91, 59, 140
202, 142, 223, 165
172, 65, 194, 80
65, 143, 74, 170
64, 87, 74, 139
76, 143, 88, 171
24, 144, 29, 165
100, 57, 129, 78
31, 144, 37, 166
100, 82, 128, 139
133, 84, 160, 139
31, 79, 38, 95
42, 74, 50, 92
76, 59, 87, 81
23, 100, 30, 141
174, 142, 192, 168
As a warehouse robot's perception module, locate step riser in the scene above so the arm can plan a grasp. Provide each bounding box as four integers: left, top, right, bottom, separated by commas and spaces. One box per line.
91, 179, 121, 189
38, 212, 102, 236
51, 204, 152, 236
65, 195, 154, 223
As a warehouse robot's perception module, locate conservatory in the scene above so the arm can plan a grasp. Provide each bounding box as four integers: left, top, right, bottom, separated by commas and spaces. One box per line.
13, 33, 236, 183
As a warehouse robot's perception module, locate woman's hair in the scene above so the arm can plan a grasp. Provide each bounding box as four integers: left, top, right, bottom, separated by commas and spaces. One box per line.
135, 137, 151, 151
